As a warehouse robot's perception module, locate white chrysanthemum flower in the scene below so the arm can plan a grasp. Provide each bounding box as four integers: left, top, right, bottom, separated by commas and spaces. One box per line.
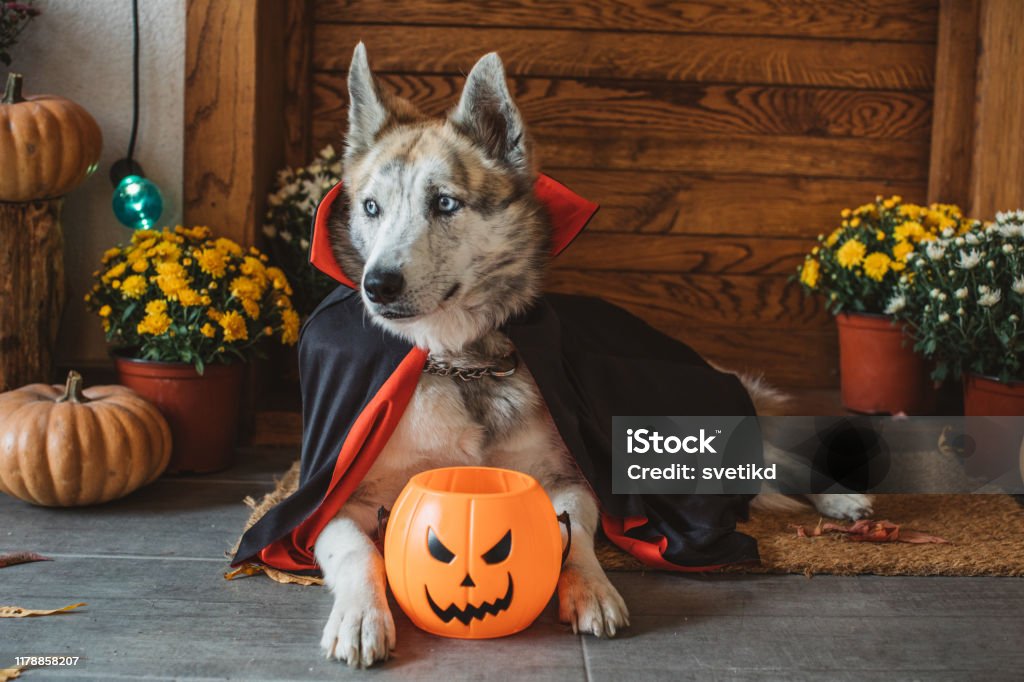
938, 312, 950, 323
319, 144, 337, 159
957, 307, 966, 316
926, 242, 946, 260
978, 288, 1002, 307
955, 237, 965, 246
965, 232, 980, 245
998, 221, 1024, 238
299, 238, 310, 250
957, 249, 982, 269
942, 227, 955, 238
1011, 314, 1021, 323
1013, 277, 1024, 295
262, 224, 276, 238
987, 260, 996, 268
884, 295, 906, 315
955, 287, 969, 299
280, 230, 293, 243
268, 193, 283, 207
1004, 244, 1015, 253
330, 162, 343, 175
938, 292, 947, 301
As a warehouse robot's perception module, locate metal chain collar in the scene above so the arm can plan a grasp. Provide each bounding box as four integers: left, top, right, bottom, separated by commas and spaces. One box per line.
423, 352, 519, 381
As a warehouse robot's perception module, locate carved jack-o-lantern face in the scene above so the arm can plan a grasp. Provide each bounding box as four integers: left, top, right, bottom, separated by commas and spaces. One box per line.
384, 467, 563, 639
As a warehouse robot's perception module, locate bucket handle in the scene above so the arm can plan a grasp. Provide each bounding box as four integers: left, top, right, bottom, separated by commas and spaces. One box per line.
378, 505, 572, 566
558, 511, 572, 567
377, 505, 390, 542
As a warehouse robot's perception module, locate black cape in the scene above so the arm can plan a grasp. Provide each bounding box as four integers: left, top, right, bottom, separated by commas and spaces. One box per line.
232, 176, 760, 574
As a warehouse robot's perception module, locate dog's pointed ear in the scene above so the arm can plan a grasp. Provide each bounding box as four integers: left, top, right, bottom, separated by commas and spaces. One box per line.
450, 53, 530, 175
345, 43, 388, 162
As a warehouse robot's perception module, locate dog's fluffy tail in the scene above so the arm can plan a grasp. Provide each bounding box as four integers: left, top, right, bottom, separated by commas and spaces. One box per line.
711, 366, 791, 416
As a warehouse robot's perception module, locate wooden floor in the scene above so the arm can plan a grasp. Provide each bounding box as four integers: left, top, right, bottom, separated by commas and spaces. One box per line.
3, 445, 1023, 681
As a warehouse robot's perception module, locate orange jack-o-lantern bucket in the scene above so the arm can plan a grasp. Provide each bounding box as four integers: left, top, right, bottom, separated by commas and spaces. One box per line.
382, 466, 569, 639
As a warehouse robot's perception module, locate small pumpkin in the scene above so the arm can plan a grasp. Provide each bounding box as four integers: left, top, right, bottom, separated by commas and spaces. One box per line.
0, 73, 102, 202
0, 371, 171, 506
383, 466, 565, 639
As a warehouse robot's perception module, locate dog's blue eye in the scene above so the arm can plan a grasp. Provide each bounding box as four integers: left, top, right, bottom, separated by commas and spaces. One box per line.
436, 195, 461, 214
363, 199, 379, 217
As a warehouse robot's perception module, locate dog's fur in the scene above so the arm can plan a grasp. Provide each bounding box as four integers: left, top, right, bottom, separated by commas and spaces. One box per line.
314, 44, 871, 667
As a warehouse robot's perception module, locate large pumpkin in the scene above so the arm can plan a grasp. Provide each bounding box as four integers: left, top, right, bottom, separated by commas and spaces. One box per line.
0, 371, 171, 506
0, 73, 102, 202
384, 466, 565, 639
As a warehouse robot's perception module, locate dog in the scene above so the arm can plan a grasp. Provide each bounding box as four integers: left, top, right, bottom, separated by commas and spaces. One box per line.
313, 43, 872, 667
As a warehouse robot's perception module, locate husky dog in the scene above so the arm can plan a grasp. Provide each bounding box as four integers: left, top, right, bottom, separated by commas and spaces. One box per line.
314, 43, 872, 668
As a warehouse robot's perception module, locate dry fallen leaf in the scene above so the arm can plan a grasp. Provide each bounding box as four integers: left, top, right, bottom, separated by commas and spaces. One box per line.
0, 602, 87, 618
792, 519, 949, 544
223, 563, 323, 586
0, 666, 25, 681
0, 552, 52, 568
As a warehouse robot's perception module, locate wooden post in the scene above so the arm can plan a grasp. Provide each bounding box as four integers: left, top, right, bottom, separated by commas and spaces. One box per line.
928, 0, 1024, 219
969, 0, 1024, 219
0, 200, 66, 391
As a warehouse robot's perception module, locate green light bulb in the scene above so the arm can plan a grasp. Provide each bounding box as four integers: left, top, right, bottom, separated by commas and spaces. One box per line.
112, 174, 164, 230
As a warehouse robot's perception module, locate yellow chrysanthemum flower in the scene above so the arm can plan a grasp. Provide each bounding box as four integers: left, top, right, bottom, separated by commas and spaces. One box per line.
121, 275, 148, 299
154, 261, 189, 299
215, 238, 243, 257
892, 241, 914, 262
207, 308, 222, 322
894, 221, 925, 242
281, 307, 300, 346
242, 298, 260, 319
229, 275, 263, 301
200, 322, 216, 338
102, 262, 127, 281
266, 266, 294, 295
825, 228, 843, 247
178, 288, 203, 307
137, 312, 172, 336
219, 310, 248, 342
799, 258, 820, 289
144, 299, 165, 315
98, 305, 112, 318
131, 258, 149, 273
836, 239, 866, 268
240, 256, 268, 288
102, 247, 121, 263
863, 252, 891, 281
197, 248, 228, 278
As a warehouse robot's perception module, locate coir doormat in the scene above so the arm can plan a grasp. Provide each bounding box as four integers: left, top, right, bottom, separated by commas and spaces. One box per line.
232, 461, 1024, 582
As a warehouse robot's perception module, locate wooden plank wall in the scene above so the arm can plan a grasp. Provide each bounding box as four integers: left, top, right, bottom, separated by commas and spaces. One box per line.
299, 0, 939, 388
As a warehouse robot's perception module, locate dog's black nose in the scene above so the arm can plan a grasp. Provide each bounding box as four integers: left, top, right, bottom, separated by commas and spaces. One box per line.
363, 269, 405, 304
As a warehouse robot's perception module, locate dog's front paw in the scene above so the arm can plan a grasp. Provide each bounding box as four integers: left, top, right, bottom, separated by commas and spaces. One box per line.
808, 493, 874, 521
321, 598, 396, 668
557, 564, 629, 638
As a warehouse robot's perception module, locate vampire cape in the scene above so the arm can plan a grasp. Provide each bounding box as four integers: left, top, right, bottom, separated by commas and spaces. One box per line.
233, 174, 760, 574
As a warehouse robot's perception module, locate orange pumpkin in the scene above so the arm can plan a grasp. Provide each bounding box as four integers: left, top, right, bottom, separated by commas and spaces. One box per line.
0, 371, 171, 506
383, 466, 565, 639
0, 73, 102, 202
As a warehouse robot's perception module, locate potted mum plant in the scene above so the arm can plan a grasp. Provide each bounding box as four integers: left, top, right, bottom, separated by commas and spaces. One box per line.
796, 196, 978, 414
85, 226, 300, 473
888, 210, 1024, 415
262, 144, 342, 317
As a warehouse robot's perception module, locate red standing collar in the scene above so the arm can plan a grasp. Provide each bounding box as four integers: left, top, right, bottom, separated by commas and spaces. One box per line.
309, 173, 599, 288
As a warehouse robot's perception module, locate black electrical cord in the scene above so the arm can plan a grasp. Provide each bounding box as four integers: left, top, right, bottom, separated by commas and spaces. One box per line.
127, 0, 139, 163
110, 0, 144, 184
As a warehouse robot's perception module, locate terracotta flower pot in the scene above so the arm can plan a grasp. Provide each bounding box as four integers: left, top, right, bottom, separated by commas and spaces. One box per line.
835, 312, 934, 415
114, 355, 245, 474
963, 373, 1024, 416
